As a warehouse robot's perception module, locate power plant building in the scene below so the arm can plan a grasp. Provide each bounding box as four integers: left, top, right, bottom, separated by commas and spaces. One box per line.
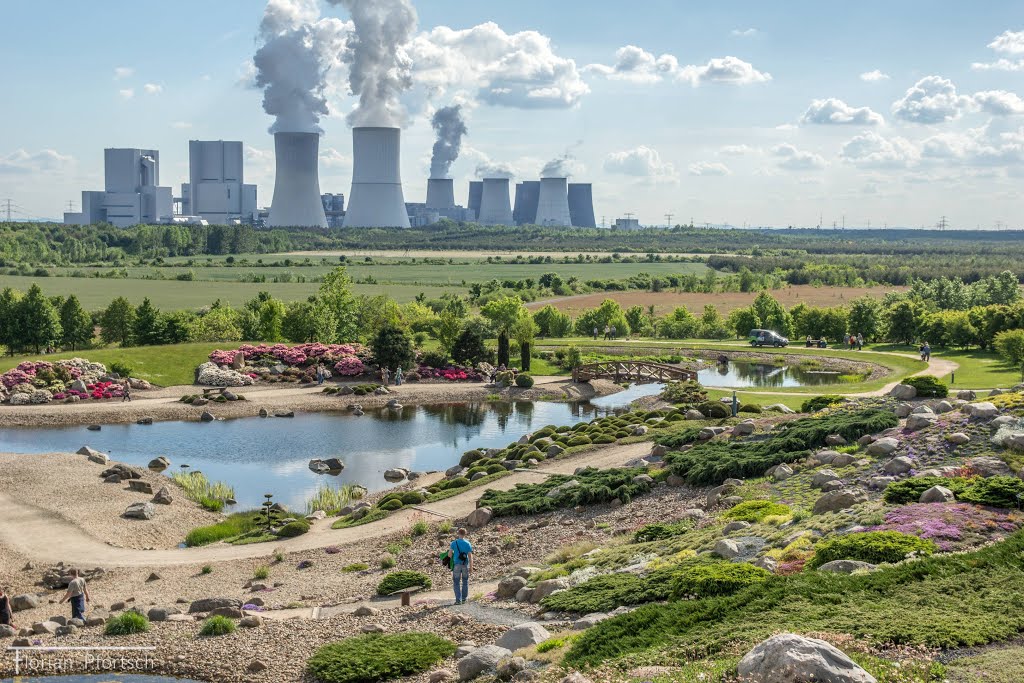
535, 177, 572, 227
268, 132, 329, 228
180, 141, 257, 225
343, 127, 410, 228
321, 193, 345, 228
477, 178, 514, 226
568, 183, 597, 228
64, 148, 173, 227
513, 181, 539, 226
425, 178, 455, 210
467, 181, 483, 220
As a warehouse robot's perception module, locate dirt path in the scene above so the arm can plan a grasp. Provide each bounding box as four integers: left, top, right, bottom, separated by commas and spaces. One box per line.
0, 442, 652, 568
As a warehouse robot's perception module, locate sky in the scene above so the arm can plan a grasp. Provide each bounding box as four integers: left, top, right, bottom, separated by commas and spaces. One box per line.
2, 0, 1024, 229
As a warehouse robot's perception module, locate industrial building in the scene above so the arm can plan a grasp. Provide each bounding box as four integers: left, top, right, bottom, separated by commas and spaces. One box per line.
568, 183, 597, 228
180, 141, 257, 225
321, 193, 345, 228
268, 132, 329, 228
477, 177, 514, 226
467, 181, 483, 219
614, 217, 643, 230
513, 181, 539, 226
343, 127, 410, 228
64, 148, 173, 227
511, 179, 595, 227
535, 177, 572, 227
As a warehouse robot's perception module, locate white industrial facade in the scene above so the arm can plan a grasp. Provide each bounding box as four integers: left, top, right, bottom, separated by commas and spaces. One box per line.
477, 177, 514, 226
64, 148, 173, 227
343, 127, 411, 228
535, 177, 572, 227
180, 141, 257, 225
268, 132, 329, 228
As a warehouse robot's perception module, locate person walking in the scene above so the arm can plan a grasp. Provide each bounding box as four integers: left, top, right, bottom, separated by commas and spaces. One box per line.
0, 585, 15, 631
856, 333, 864, 351
592, 326, 598, 341
448, 527, 474, 605
381, 367, 390, 386
395, 367, 404, 386
923, 341, 932, 362
60, 569, 90, 621
121, 378, 132, 402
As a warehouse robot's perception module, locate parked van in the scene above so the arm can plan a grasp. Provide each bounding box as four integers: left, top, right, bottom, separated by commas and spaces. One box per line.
748, 329, 789, 347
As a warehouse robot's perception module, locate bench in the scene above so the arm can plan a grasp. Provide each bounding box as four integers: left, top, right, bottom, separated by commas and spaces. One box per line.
388, 586, 424, 607
803, 339, 828, 348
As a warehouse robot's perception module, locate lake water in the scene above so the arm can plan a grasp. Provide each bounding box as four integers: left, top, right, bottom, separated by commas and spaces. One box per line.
697, 360, 847, 388
0, 384, 661, 510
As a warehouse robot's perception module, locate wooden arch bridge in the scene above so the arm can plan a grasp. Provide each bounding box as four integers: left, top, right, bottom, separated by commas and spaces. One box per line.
572, 360, 697, 384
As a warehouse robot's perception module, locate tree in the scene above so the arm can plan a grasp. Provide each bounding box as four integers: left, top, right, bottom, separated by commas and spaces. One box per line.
356, 295, 403, 339
848, 296, 883, 342
190, 306, 242, 342
100, 296, 136, 347
0, 288, 24, 355
59, 295, 93, 350
372, 324, 414, 372
751, 291, 792, 336
451, 318, 490, 366
481, 296, 526, 367
657, 307, 699, 339
573, 299, 630, 338
533, 305, 573, 337
283, 299, 337, 343
994, 329, 1024, 368
18, 284, 61, 353
727, 307, 759, 339
133, 298, 164, 346
433, 310, 464, 355
318, 267, 359, 342
624, 305, 650, 336
511, 309, 538, 371
161, 310, 195, 344
255, 297, 286, 342
698, 304, 729, 339
885, 300, 921, 345
819, 307, 849, 343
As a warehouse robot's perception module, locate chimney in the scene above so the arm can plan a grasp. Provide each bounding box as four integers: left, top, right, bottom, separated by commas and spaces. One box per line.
425, 178, 455, 210
467, 181, 483, 219
343, 127, 410, 228
477, 178, 514, 226
268, 132, 328, 228
535, 177, 572, 227
568, 183, 596, 228
513, 180, 540, 226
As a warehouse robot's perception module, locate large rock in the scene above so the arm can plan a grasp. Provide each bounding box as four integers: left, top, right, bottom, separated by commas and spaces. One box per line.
945, 432, 971, 445
732, 421, 755, 436
147, 456, 170, 470
920, 485, 956, 503
465, 507, 493, 528
32, 621, 60, 635
0, 624, 16, 638
957, 390, 977, 401
496, 576, 528, 600
811, 469, 840, 489
905, 414, 937, 431
866, 437, 899, 457
882, 456, 914, 475
128, 480, 153, 494
737, 633, 876, 683
383, 468, 408, 481
765, 403, 795, 414
123, 502, 155, 520
10, 594, 40, 611
712, 536, 766, 562
188, 597, 242, 614
831, 453, 857, 467
77, 446, 108, 464
684, 409, 705, 420
152, 486, 173, 505
817, 560, 877, 574
530, 578, 569, 603
813, 489, 868, 515
964, 402, 999, 420
771, 464, 794, 481
970, 456, 1013, 478
200, 410, 215, 422
495, 622, 551, 651
458, 645, 513, 681
889, 384, 917, 400
894, 403, 913, 418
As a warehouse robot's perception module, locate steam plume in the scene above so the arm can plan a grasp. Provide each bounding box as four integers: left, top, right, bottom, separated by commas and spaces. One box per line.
475, 161, 514, 179
541, 152, 576, 178
429, 105, 468, 179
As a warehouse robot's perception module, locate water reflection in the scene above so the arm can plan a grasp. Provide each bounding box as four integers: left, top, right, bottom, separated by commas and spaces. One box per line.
698, 360, 849, 388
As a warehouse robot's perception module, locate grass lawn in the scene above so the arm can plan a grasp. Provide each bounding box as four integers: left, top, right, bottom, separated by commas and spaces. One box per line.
869, 344, 1022, 390
0, 342, 229, 386
704, 388, 809, 412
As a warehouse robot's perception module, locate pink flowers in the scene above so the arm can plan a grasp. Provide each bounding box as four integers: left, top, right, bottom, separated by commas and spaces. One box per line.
210, 343, 367, 369
1, 369, 33, 389
333, 356, 365, 376
869, 502, 1023, 552
415, 365, 484, 382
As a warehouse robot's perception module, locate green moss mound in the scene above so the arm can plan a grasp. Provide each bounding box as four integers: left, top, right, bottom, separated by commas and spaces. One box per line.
903, 375, 948, 398
567, 435, 592, 447
807, 530, 937, 569
722, 499, 791, 523
277, 519, 311, 537
376, 570, 432, 596
697, 401, 730, 419
307, 633, 455, 683
379, 499, 403, 511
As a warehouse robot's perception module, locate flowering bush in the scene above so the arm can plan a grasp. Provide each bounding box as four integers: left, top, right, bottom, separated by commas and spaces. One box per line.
196, 362, 255, 388
868, 502, 1024, 552
416, 365, 484, 382
206, 344, 368, 384
333, 356, 365, 376
1, 358, 117, 404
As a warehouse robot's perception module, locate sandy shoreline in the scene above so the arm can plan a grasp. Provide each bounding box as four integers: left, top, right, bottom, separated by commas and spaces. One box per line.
0, 376, 623, 427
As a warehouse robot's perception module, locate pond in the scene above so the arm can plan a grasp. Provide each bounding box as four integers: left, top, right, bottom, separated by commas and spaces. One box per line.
697, 360, 851, 388
0, 383, 662, 510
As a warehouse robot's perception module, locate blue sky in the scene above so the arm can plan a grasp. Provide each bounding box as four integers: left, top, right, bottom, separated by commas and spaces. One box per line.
3, 1, 1024, 228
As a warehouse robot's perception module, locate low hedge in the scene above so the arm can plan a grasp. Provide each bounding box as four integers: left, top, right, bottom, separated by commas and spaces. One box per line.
307, 633, 455, 683
670, 561, 770, 599
884, 475, 1024, 508
377, 570, 432, 596
277, 519, 311, 537
722, 499, 791, 523
478, 466, 652, 517
801, 395, 844, 412
807, 530, 937, 569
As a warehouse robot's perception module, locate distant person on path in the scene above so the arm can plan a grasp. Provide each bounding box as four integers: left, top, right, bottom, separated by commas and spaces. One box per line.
923, 342, 932, 362
0, 585, 15, 630
857, 333, 864, 351
315, 364, 325, 386
449, 527, 474, 605
395, 367, 403, 386
121, 379, 132, 402
60, 569, 90, 621
603, 325, 610, 340
610, 325, 617, 339
592, 326, 598, 340
381, 367, 390, 386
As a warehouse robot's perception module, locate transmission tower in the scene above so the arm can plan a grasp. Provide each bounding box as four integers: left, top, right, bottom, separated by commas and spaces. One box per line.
664, 213, 673, 229
937, 216, 949, 231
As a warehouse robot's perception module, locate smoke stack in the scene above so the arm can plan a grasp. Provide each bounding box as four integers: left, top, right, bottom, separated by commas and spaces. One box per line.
467, 181, 483, 219
568, 183, 596, 228
513, 181, 540, 226
425, 178, 455, 210
268, 132, 328, 228
343, 126, 411, 228
535, 177, 571, 227
477, 178, 513, 226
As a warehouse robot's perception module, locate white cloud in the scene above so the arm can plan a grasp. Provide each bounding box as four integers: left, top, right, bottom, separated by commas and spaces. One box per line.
0, 148, 75, 175
143, 83, 163, 95
860, 69, 890, 82
973, 90, 1024, 116
840, 131, 919, 168
604, 145, 677, 178
719, 144, 756, 156
688, 161, 731, 176
731, 28, 758, 37
118, 88, 134, 100
408, 22, 590, 110
921, 121, 1024, 167
972, 30, 1024, 71
113, 66, 134, 80
771, 143, 826, 170
972, 58, 1024, 72
586, 47, 770, 86
319, 147, 351, 168
171, 121, 192, 129
801, 98, 884, 125
891, 75, 971, 124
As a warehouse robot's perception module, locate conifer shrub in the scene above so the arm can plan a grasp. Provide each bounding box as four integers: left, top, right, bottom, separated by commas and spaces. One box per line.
307, 633, 455, 683
376, 571, 432, 596
479, 467, 652, 517
807, 530, 937, 569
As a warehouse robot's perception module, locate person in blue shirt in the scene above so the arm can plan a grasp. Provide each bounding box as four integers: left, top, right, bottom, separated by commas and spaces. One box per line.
449, 527, 474, 605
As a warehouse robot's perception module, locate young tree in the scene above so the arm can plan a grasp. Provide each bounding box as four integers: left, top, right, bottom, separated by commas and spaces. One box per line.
161, 310, 196, 344
698, 304, 729, 340
511, 309, 538, 371
433, 310, 463, 355
100, 296, 136, 347
533, 305, 572, 337
283, 299, 337, 343
318, 267, 359, 342
0, 287, 24, 355
727, 307, 760, 339
18, 284, 61, 353
481, 296, 526, 367
847, 295, 883, 342
885, 300, 921, 345
994, 329, 1024, 368
751, 291, 792, 336
451, 318, 490, 366
255, 297, 287, 342
189, 306, 242, 342
572, 299, 630, 338
59, 295, 93, 350
372, 324, 414, 372
624, 305, 649, 336
657, 307, 699, 339
133, 298, 164, 346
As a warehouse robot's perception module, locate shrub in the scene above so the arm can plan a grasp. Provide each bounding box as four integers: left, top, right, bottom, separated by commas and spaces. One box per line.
199, 615, 236, 637
447, 477, 470, 489
567, 435, 592, 447
110, 361, 134, 378
459, 450, 485, 467
634, 521, 692, 543
343, 562, 369, 572
801, 395, 844, 412
377, 570, 432, 596
380, 556, 396, 569
697, 401, 730, 419
541, 566, 680, 614
883, 477, 973, 505
411, 520, 430, 536
420, 350, 449, 369
515, 373, 535, 388
253, 565, 270, 580
738, 403, 763, 414
201, 565, 213, 575
661, 381, 707, 406
104, 612, 150, 636
593, 434, 617, 444
277, 519, 311, 538
884, 476, 1024, 508
654, 426, 703, 449
994, 329, 1024, 367
479, 467, 653, 517
807, 531, 938, 568
380, 499, 404, 511
306, 633, 455, 683
904, 375, 948, 398
670, 561, 770, 599
185, 511, 261, 547
400, 491, 425, 505
722, 500, 792, 523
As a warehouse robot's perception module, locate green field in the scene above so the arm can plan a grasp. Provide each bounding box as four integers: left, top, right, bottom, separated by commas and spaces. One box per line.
870, 344, 1023, 390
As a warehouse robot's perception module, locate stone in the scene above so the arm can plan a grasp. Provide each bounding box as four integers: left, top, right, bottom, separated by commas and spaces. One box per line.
821, 480, 845, 492
754, 556, 778, 573
957, 390, 977, 400
68, 618, 84, 628
572, 612, 610, 630
0, 624, 16, 638
934, 401, 955, 414
210, 607, 244, 619
49, 615, 67, 626
547, 444, 565, 458
137, 417, 154, 425
496, 656, 527, 681
772, 464, 794, 481
706, 483, 736, 507
189, 597, 241, 614
920, 485, 956, 503
831, 453, 857, 467
147, 456, 170, 471
465, 507, 493, 528
497, 575, 528, 600
85, 616, 105, 627
147, 607, 181, 622
11, 594, 39, 611
737, 633, 877, 683
712, 536, 765, 562
383, 468, 408, 481
906, 414, 937, 431
305, 510, 327, 522
811, 469, 840, 488
766, 403, 796, 414
514, 587, 535, 603
651, 444, 669, 457
817, 560, 878, 574
813, 489, 868, 515
732, 421, 755, 436
723, 521, 750, 533
911, 404, 935, 415
632, 474, 654, 486
666, 474, 687, 487
970, 456, 1013, 478
684, 409, 705, 420
430, 672, 453, 683
964, 402, 999, 419
894, 403, 913, 418
128, 480, 153, 494
495, 622, 551, 651
866, 437, 899, 457
275, 410, 295, 418
152, 486, 173, 505
353, 606, 380, 617
247, 660, 269, 674
191, 397, 209, 407
889, 384, 917, 400
77, 446, 108, 464
258, 408, 269, 418
530, 578, 569, 603
123, 502, 155, 520
86, 424, 101, 431
55, 625, 77, 637
104, 474, 122, 484
812, 450, 841, 465
200, 411, 215, 422
458, 645, 513, 680
882, 456, 914, 475
32, 621, 60, 635
560, 674, 593, 683
632, 425, 649, 436
825, 434, 848, 446
146, 572, 162, 582
720, 495, 743, 508
868, 476, 896, 490
12, 638, 31, 647
240, 615, 263, 628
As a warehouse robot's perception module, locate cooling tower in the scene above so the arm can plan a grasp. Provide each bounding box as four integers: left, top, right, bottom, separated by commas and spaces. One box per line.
513, 181, 540, 226
425, 178, 455, 210
343, 127, 411, 228
477, 178, 514, 226
568, 183, 597, 228
268, 132, 328, 228
467, 181, 483, 219
535, 177, 572, 227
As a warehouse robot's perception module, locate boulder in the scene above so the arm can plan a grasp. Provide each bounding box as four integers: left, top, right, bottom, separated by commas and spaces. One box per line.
123, 502, 155, 520
147, 607, 181, 622
32, 621, 60, 635
0, 624, 16, 638
889, 384, 917, 400
934, 401, 955, 414
866, 437, 899, 457
732, 421, 755, 436
458, 645, 513, 680
712, 536, 765, 562
831, 453, 857, 467
572, 613, 610, 630
530, 578, 569, 603
137, 417, 154, 425
77, 446, 108, 465
240, 615, 263, 628
495, 622, 551, 651
259, 408, 269, 418
128, 480, 154, 495
211, 606, 244, 619
906, 414, 937, 431
684, 409, 705, 420
152, 486, 173, 505
322, 458, 344, 472
813, 489, 868, 515
274, 411, 295, 418
969, 456, 1013, 478
957, 390, 977, 401
945, 432, 970, 445
821, 480, 845, 492
86, 424, 101, 431
55, 625, 77, 637
547, 445, 565, 458
650, 444, 669, 457
920, 485, 956, 503
894, 403, 913, 418
811, 450, 840, 465
353, 606, 380, 617
666, 474, 687, 487
771, 464, 794, 481
497, 576, 528, 600
882, 456, 914, 475
200, 411, 215, 422
188, 597, 242, 614
723, 521, 750, 533
706, 483, 736, 507
514, 587, 535, 603
811, 469, 840, 489
765, 403, 795, 414
737, 633, 877, 683
560, 675, 593, 683
754, 556, 778, 573
10, 594, 40, 611
817, 560, 877, 574
147, 456, 170, 470
383, 468, 408, 481
868, 476, 896, 490
964, 402, 999, 420
825, 434, 847, 446
465, 507, 493, 528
